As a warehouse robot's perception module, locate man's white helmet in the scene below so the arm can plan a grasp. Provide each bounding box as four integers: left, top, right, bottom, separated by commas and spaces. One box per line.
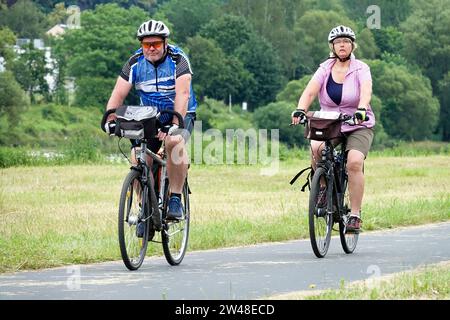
137, 20, 170, 40
328, 25, 356, 43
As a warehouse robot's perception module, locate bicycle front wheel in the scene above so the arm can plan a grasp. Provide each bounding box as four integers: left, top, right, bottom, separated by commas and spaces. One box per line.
309, 167, 333, 258
118, 169, 149, 271
162, 179, 190, 265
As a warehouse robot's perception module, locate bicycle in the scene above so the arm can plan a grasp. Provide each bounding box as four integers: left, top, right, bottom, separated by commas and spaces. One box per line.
101, 106, 190, 270
291, 111, 366, 258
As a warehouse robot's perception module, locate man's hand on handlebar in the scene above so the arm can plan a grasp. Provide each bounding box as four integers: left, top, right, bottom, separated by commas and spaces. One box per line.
157, 123, 179, 140
291, 108, 307, 125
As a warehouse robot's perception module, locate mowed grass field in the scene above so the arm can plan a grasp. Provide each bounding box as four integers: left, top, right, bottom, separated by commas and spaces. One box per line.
0, 155, 449, 273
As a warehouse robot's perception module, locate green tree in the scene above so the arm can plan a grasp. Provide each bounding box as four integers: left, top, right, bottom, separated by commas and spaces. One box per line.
53, 3, 148, 107
186, 35, 255, 104
293, 10, 379, 78
0, 71, 29, 138
54, 4, 147, 79
73, 77, 116, 108
276, 75, 319, 111
342, 0, 412, 27
10, 43, 50, 103
200, 14, 253, 55
369, 60, 439, 140
224, 0, 307, 79
158, 0, 222, 44
201, 15, 285, 109
46, 2, 70, 27
254, 101, 306, 147
372, 26, 403, 55
401, 0, 450, 140
438, 72, 450, 141
0, 0, 48, 38
235, 34, 285, 109
0, 27, 16, 65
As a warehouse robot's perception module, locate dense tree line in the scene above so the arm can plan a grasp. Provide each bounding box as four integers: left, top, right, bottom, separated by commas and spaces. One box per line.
0, 0, 449, 145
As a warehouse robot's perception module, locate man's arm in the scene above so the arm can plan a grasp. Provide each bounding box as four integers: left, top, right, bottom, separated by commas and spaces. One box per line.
172, 73, 191, 125
106, 76, 132, 121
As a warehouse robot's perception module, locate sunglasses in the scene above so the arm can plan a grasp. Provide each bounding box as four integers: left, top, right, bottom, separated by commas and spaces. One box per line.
141, 40, 165, 49
333, 38, 353, 45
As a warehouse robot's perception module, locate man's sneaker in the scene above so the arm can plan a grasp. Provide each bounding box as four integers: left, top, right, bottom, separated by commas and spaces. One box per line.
166, 196, 183, 220
346, 215, 362, 233
317, 186, 327, 207
136, 221, 145, 238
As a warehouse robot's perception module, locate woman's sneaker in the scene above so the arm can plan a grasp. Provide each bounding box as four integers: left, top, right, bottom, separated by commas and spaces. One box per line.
346, 215, 362, 233
166, 196, 183, 220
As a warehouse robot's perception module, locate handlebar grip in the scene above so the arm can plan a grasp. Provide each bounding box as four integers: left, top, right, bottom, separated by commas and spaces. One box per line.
100, 108, 117, 132
159, 109, 185, 129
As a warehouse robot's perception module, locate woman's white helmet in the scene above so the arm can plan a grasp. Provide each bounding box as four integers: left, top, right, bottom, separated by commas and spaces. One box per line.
328, 25, 356, 43
137, 20, 170, 40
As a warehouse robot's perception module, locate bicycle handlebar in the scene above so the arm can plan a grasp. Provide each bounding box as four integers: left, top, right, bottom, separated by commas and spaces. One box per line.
290, 112, 369, 127
101, 106, 185, 134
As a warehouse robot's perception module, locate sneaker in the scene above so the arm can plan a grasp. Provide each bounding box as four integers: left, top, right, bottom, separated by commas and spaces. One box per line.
346, 215, 362, 233
166, 196, 183, 220
317, 186, 327, 207
136, 221, 145, 238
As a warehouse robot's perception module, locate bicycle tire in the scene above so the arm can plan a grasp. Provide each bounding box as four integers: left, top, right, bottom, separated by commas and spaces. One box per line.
309, 167, 333, 258
162, 179, 190, 265
339, 170, 359, 254
118, 169, 149, 270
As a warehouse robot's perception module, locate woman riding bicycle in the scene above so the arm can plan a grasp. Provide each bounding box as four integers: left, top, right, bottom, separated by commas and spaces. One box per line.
291, 25, 375, 233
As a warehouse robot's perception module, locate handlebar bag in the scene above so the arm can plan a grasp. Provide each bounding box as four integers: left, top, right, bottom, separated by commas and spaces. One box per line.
115, 105, 158, 139
305, 111, 342, 141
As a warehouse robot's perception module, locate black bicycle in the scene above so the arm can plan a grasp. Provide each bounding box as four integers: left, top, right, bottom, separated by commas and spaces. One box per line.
291, 111, 363, 258
101, 106, 190, 270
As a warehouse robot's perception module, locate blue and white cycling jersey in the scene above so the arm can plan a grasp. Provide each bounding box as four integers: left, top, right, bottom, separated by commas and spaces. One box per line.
120, 44, 197, 124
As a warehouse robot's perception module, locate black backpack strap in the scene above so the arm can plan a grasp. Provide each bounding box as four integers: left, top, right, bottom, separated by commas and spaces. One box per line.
290, 166, 313, 192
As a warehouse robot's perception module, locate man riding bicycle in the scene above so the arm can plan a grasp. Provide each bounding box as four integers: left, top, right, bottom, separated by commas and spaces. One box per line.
291, 25, 375, 233
105, 19, 197, 221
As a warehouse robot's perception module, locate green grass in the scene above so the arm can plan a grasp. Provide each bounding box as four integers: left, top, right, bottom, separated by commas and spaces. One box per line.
0, 155, 449, 273
269, 261, 450, 300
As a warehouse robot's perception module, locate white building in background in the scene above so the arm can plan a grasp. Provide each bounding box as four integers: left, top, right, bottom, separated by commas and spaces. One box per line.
14, 36, 58, 92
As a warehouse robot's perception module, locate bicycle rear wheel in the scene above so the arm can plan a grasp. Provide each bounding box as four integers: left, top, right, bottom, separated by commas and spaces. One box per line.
118, 169, 149, 270
339, 173, 359, 253
309, 167, 333, 258
162, 179, 190, 265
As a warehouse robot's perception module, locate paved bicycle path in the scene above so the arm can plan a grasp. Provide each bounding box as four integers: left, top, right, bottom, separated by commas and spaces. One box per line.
1, 222, 449, 300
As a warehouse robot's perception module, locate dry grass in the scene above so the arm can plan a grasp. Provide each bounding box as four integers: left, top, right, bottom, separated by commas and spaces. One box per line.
0, 155, 449, 272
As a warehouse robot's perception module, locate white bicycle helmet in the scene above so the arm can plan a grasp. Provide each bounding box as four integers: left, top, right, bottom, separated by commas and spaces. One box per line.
328, 25, 356, 43
137, 20, 170, 40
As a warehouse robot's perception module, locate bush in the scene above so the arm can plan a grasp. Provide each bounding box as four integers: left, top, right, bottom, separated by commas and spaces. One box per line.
73, 77, 116, 108
254, 101, 307, 148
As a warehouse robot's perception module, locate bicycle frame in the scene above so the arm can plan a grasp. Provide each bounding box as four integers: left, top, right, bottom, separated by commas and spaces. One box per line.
317, 139, 348, 221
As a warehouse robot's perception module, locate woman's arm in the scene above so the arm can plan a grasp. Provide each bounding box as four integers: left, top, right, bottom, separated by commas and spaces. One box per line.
297, 79, 321, 111
358, 79, 372, 110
